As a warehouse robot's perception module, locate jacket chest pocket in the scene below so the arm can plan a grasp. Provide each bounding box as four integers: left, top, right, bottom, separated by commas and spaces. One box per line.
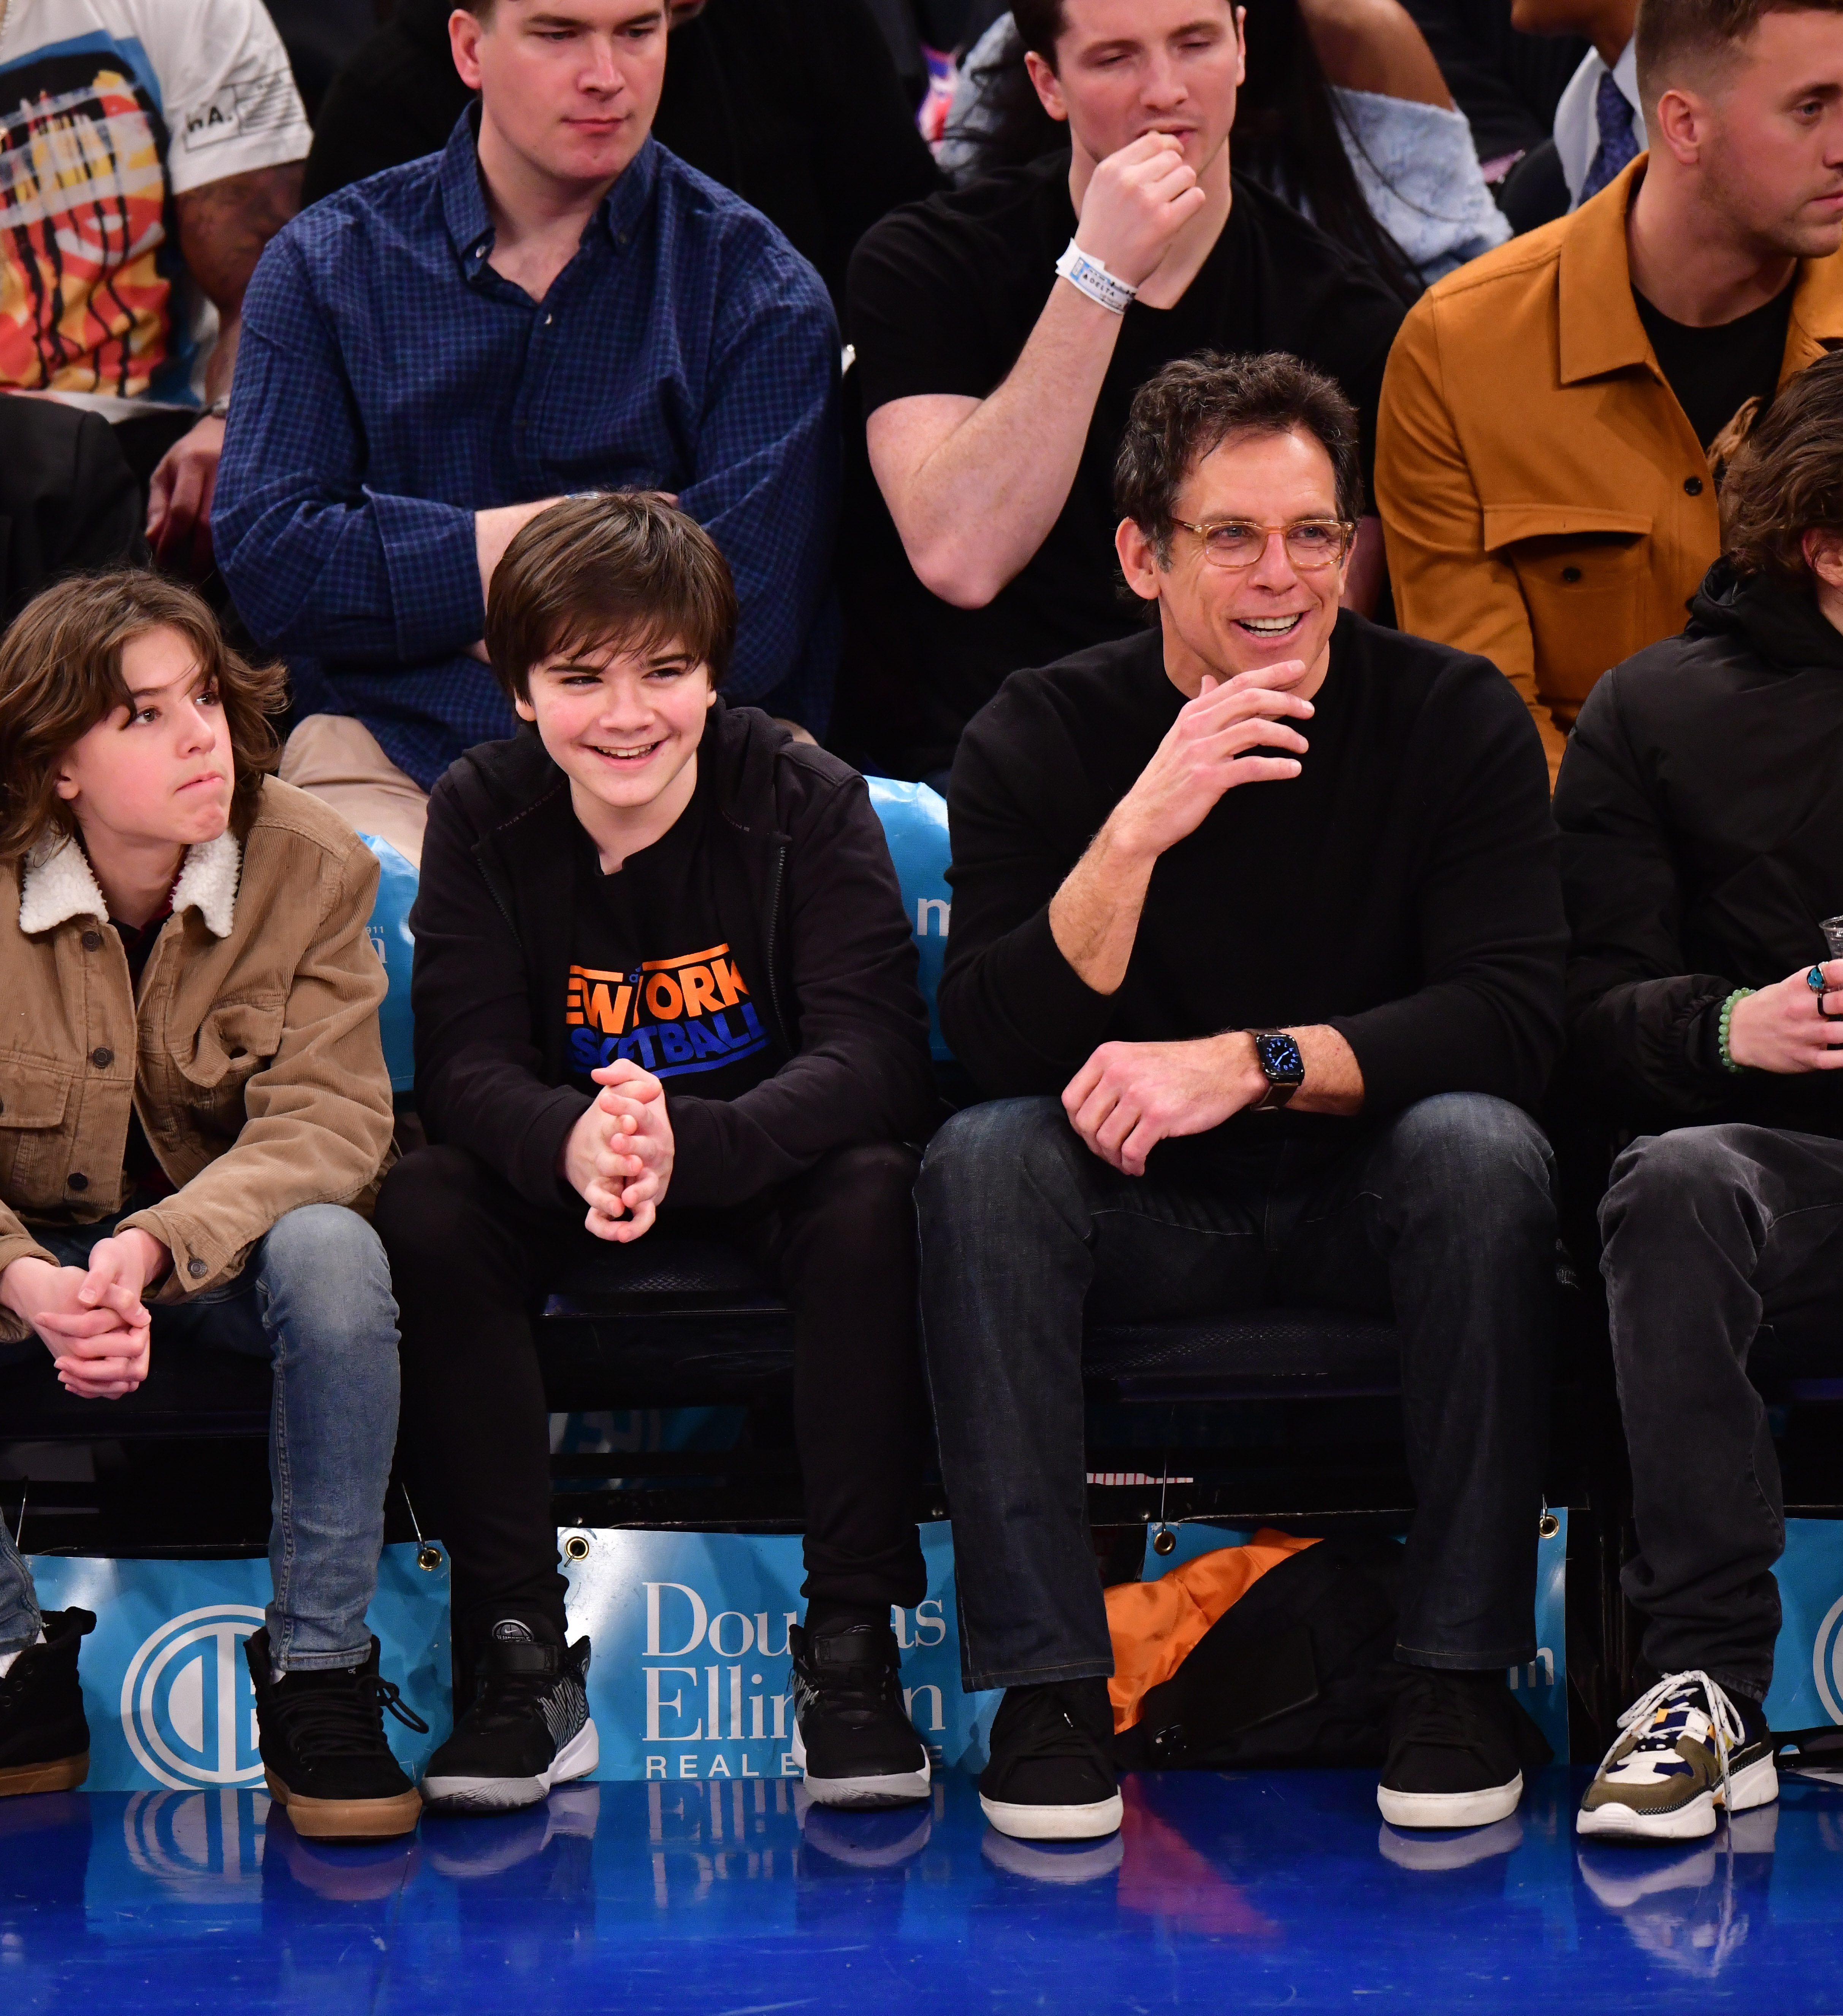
1486, 506, 1653, 724
0, 1061, 74, 1203
176, 998, 287, 1113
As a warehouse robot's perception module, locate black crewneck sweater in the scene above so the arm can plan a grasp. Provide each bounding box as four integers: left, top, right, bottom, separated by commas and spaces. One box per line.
939, 615, 1567, 1135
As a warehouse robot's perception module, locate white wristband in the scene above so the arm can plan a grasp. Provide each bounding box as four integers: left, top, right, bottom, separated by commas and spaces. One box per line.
1055, 240, 1137, 316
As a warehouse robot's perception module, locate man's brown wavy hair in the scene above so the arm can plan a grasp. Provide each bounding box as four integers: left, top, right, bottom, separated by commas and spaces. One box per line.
1721, 349, 1843, 587
0, 571, 286, 864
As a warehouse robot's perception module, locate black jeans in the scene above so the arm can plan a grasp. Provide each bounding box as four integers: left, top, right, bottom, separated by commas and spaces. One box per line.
1599, 1122, 1843, 1701
915, 1093, 1556, 1691
375, 1141, 930, 1658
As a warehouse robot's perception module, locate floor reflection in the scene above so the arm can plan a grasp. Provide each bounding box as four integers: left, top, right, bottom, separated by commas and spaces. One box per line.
0, 1768, 1838, 2012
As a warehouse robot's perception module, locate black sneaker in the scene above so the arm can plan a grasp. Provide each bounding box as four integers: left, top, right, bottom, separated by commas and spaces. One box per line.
978, 1678, 1122, 1842
1377, 1666, 1552, 1830
244, 1628, 427, 1840
789, 1620, 930, 1808
0, 1609, 94, 1798
420, 1619, 598, 1815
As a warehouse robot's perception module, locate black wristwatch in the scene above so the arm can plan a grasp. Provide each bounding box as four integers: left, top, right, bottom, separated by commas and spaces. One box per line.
1250, 1031, 1304, 1111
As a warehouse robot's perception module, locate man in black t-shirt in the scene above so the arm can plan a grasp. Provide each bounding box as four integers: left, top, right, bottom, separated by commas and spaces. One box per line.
845, 0, 1405, 780
916, 354, 1567, 1844
375, 495, 940, 1821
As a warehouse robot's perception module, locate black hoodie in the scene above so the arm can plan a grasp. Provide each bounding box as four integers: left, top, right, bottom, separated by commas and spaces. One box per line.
1555, 562, 1843, 1137
410, 701, 934, 1212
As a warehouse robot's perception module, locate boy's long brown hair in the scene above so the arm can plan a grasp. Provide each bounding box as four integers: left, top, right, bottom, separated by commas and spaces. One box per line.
0, 571, 286, 864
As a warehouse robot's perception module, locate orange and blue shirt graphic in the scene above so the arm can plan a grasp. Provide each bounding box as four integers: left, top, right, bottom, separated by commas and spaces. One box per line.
0, 47, 179, 397
566, 943, 771, 1082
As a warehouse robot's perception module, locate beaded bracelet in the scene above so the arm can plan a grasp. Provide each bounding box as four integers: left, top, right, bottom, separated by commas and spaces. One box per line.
1718, 987, 1755, 1073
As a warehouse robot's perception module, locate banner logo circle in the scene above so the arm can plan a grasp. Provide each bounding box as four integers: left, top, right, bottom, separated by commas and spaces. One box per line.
120, 1605, 266, 1790
1815, 1592, 1843, 1726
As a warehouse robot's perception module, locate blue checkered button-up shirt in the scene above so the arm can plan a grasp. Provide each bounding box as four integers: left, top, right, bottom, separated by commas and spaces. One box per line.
215, 114, 840, 789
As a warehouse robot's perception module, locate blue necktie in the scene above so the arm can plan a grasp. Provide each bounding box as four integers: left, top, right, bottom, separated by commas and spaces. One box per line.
1580, 70, 1639, 202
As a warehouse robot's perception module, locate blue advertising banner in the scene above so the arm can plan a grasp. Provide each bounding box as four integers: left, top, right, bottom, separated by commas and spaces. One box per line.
1764, 1516, 1843, 1736
58, 1510, 1843, 1793
557, 1523, 1001, 1784
1138, 1516, 1572, 1761
27, 1544, 452, 1793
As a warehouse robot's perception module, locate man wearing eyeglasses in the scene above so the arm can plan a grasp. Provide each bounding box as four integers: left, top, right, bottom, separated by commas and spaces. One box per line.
918, 352, 1568, 1845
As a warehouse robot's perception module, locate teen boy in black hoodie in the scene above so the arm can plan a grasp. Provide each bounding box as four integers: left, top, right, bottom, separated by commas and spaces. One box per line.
375, 495, 937, 1815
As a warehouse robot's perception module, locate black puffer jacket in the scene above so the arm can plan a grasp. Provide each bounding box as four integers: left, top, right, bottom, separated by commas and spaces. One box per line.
1556, 563, 1843, 1138
410, 700, 934, 1210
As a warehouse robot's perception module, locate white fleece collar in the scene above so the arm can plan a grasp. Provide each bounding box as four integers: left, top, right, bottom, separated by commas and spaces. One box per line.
17, 828, 241, 939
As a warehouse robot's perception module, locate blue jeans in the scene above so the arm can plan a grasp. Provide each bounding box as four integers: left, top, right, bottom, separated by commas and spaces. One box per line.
915, 1094, 1556, 1691
0, 1204, 400, 1670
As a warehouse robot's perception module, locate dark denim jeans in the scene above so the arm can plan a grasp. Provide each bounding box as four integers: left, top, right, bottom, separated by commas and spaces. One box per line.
915, 1093, 1556, 1691
1600, 1122, 1843, 1702
0, 1204, 400, 1670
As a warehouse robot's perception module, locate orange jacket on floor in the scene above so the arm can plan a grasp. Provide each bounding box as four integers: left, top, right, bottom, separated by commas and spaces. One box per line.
1376, 155, 1843, 777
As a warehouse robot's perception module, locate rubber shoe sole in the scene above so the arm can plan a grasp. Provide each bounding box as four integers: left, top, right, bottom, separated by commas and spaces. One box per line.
264, 1770, 422, 1840
1376, 1769, 1524, 1831
420, 1717, 600, 1816
1575, 1751, 1779, 1842
791, 1720, 931, 1809
0, 1752, 88, 1798
979, 1789, 1125, 1842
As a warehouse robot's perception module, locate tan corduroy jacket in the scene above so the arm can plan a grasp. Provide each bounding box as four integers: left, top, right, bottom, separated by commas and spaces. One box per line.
0, 778, 394, 1342
1377, 155, 1843, 775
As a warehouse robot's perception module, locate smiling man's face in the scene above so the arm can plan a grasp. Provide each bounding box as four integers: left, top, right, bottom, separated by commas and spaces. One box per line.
453, 0, 668, 194
1031, 0, 1243, 178
1117, 426, 1351, 695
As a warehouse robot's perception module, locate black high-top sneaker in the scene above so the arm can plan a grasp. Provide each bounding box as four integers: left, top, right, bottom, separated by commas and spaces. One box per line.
245, 1628, 427, 1840
978, 1678, 1122, 1842
420, 1619, 597, 1816
789, 1618, 931, 1808
0, 1609, 94, 1797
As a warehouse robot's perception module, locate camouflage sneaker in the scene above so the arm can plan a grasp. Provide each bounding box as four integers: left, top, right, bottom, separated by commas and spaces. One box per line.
1577, 1671, 1776, 1842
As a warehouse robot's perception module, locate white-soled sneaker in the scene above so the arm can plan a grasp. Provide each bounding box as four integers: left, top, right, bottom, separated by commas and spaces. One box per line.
1577, 1671, 1776, 1842
420, 1621, 598, 1816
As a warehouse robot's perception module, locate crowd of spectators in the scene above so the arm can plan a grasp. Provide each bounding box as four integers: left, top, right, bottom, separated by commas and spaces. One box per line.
1, 0, 1841, 1869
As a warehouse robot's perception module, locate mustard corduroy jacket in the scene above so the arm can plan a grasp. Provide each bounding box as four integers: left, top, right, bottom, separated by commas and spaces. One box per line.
1376, 155, 1843, 775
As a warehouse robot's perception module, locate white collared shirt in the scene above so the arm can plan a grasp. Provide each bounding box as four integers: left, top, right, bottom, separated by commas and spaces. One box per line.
1552, 37, 1646, 209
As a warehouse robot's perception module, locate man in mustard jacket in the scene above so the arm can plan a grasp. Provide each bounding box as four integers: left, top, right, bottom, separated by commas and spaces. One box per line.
1377, 0, 1843, 776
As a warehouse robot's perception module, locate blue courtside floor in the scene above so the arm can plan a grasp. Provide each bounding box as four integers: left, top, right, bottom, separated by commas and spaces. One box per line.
5, 1767, 1842, 2012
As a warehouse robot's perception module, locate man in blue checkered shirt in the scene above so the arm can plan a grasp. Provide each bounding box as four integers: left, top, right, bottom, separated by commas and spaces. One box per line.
213, 0, 839, 866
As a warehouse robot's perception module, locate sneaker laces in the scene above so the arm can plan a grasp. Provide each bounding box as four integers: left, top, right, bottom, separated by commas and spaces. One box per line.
1600, 1670, 1745, 1814
273, 1672, 429, 1761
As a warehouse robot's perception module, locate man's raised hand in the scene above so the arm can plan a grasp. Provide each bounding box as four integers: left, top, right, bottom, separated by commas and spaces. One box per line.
1073, 133, 1208, 289
1111, 663, 1313, 862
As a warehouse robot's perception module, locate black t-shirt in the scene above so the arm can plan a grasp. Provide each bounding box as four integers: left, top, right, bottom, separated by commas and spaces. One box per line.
1633, 282, 1794, 450
938, 618, 1567, 1135
564, 775, 776, 1104
111, 898, 174, 1202
846, 154, 1406, 769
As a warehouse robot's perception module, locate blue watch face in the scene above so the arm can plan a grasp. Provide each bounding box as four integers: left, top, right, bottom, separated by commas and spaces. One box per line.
1256, 1033, 1304, 1081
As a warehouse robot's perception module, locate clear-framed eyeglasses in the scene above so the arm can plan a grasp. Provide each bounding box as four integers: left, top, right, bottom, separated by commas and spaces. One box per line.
1171, 517, 1354, 571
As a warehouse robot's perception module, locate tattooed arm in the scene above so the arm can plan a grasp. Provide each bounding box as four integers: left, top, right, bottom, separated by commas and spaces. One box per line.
147, 162, 303, 571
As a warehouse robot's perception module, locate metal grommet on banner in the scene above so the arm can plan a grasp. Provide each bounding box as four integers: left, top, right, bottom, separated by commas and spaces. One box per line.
1152, 1526, 1177, 1557
1539, 1505, 1561, 1539
398, 1481, 444, 1570
417, 1546, 444, 1572
563, 1533, 591, 1562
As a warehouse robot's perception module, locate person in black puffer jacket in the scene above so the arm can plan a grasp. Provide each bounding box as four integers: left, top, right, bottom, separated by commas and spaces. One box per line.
1555, 348, 1843, 1848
